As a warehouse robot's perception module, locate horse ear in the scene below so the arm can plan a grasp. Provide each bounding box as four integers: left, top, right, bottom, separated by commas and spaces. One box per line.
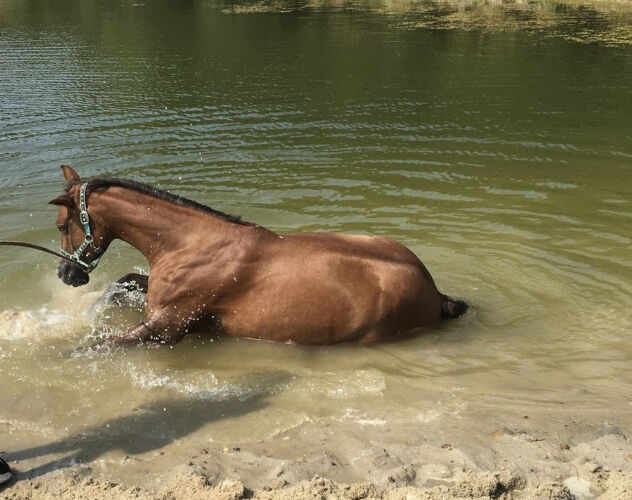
48, 194, 74, 207
61, 165, 81, 182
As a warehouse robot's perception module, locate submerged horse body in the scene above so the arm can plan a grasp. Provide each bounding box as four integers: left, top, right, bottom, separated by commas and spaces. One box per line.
50, 165, 467, 346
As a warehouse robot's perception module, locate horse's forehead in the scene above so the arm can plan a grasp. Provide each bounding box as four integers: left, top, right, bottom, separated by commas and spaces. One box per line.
55, 205, 70, 224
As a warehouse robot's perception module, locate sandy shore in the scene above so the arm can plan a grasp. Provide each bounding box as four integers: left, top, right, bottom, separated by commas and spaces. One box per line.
3, 430, 631, 499
3, 468, 631, 499
2, 383, 631, 499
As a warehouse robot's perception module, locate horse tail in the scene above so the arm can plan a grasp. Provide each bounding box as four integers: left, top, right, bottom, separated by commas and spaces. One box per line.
440, 294, 468, 320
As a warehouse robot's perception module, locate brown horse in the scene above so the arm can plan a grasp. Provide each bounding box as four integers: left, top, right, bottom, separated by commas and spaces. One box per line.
49, 165, 467, 346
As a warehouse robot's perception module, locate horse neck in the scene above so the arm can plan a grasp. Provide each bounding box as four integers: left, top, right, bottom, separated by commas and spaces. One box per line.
89, 188, 243, 266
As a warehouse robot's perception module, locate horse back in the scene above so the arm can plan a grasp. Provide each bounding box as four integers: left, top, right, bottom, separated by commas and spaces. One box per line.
215, 231, 443, 344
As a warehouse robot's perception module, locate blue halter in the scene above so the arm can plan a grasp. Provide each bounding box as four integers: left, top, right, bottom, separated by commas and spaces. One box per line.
59, 183, 103, 272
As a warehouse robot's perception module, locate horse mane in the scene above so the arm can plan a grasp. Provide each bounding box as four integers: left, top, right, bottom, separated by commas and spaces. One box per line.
65, 178, 251, 226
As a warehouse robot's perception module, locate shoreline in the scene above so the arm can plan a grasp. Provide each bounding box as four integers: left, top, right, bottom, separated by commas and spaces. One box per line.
3, 464, 631, 499
220, 0, 632, 46
3, 422, 631, 499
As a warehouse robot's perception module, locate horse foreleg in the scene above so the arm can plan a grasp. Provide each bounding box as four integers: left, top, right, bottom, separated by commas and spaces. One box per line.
95, 311, 187, 347
98, 322, 155, 346
77, 322, 154, 353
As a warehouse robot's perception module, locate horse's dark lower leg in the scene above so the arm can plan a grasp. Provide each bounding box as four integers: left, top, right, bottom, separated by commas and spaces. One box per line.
98, 273, 149, 307
116, 273, 149, 293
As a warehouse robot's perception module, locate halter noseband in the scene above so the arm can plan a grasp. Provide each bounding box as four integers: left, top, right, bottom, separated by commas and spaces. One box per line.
59, 183, 103, 273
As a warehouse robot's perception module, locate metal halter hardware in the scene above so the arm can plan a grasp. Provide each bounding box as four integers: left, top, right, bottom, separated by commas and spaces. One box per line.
59, 183, 103, 273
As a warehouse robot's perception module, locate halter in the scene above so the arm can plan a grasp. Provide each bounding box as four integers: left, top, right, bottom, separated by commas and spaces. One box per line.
59, 183, 103, 273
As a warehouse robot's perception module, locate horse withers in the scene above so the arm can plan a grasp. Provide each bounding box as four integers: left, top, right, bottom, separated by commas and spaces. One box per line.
50, 165, 467, 346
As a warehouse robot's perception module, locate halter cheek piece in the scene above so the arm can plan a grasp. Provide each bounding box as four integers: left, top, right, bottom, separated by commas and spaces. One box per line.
59, 183, 104, 273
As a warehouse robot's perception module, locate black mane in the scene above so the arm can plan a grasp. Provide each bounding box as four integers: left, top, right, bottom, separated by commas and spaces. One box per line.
65, 178, 250, 225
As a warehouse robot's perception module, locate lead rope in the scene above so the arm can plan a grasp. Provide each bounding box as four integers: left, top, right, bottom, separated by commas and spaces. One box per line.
0, 240, 78, 263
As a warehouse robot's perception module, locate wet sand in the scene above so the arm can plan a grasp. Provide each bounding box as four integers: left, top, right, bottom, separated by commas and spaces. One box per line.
2, 445, 631, 499
3, 404, 631, 499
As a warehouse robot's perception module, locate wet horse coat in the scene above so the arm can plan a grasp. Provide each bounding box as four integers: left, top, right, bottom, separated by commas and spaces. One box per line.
50, 166, 467, 346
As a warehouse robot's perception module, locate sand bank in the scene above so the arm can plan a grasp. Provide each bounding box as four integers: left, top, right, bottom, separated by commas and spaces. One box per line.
3, 431, 630, 499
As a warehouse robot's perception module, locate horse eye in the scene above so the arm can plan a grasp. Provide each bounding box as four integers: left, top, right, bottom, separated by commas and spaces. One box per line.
58, 224, 69, 234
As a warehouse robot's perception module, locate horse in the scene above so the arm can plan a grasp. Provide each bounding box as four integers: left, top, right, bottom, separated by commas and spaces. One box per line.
49, 165, 467, 346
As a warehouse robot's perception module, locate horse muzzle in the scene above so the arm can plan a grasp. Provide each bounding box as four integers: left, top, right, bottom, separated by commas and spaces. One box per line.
57, 261, 90, 287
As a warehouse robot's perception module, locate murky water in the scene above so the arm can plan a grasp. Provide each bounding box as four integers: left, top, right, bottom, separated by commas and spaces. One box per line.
1, 0, 631, 485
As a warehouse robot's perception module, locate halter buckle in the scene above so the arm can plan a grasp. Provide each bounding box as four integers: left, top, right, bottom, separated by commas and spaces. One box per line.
79, 210, 90, 225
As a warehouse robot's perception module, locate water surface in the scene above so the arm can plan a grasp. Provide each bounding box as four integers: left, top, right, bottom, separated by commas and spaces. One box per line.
1, 0, 631, 485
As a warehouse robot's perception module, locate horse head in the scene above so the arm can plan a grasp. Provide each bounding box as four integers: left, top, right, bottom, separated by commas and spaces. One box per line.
48, 165, 112, 287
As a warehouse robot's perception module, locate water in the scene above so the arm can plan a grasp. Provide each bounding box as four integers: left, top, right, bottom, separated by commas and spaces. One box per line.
1, 0, 631, 485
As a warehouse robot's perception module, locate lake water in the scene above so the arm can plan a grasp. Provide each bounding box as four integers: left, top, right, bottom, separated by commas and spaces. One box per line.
1, 0, 631, 486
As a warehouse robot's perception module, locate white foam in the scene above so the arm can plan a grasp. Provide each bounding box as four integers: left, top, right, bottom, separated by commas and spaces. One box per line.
417, 409, 441, 423
0, 273, 157, 346
0, 277, 109, 341
341, 408, 387, 426
0, 308, 77, 340
356, 417, 388, 426
126, 364, 270, 402
313, 369, 387, 399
